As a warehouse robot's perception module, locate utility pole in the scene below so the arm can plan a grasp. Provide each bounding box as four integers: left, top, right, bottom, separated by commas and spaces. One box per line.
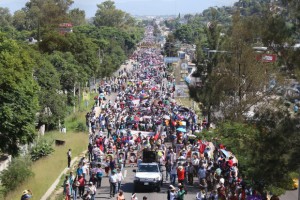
73, 83, 76, 113
78, 82, 81, 111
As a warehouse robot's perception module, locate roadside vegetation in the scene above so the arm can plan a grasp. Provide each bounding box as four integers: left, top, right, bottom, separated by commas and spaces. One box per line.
166, 0, 300, 196
0, 0, 143, 198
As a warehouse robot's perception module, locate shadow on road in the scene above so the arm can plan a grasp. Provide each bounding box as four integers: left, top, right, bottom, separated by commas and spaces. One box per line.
120, 182, 134, 193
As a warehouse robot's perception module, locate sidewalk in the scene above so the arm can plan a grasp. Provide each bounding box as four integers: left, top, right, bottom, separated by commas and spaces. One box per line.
41, 151, 87, 200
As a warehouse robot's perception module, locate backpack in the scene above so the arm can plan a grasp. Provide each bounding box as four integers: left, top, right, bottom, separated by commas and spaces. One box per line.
97, 170, 103, 178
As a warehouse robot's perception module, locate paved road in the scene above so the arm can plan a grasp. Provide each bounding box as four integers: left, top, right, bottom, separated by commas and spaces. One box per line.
91, 62, 201, 199
280, 188, 298, 200
93, 165, 199, 200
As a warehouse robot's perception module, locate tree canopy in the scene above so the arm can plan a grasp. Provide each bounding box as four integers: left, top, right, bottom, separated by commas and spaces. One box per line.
0, 36, 39, 155
0, 0, 143, 155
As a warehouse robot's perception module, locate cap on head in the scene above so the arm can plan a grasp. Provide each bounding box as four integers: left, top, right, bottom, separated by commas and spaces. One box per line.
220, 178, 225, 184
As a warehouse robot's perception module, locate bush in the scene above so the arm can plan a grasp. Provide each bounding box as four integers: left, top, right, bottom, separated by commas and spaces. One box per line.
75, 122, 86, 132
0, 156, 33, 196
30, 139, 54, 161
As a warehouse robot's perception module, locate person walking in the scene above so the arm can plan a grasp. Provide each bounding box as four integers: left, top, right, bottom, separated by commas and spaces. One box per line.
165, 159, 172, 182
96, 164, 104, 188
78, 175, 85, 198
116, 168, 124, 192
177, 185, 186, 200
65, 182, 71, 200
72, 177, 79, 200
63, 176, 69, 195
117, 190, 125, 200
177, 166, 185, 186
87, 182, 97, 200
167, 185, 177, 200
170, 164, 177, 185
187, 162, 194, 185
69, 171, 74, 195
67, 149, 72, 168
109, 169, 118, 198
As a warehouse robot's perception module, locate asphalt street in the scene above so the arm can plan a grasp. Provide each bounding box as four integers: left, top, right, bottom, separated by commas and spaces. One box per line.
91, 60, 200, 199
93, 165, 200, 200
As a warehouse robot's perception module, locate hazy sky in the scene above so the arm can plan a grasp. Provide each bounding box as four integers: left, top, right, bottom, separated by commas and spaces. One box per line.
0, 0, 237, 17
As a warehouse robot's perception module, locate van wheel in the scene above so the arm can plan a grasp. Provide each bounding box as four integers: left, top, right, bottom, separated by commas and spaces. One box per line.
157, 186, 161, 192
134, 185, 138, 193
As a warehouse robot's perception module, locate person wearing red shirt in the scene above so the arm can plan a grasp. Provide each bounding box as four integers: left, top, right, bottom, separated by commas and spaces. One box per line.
177, 166, 185, 185
227, 156, 234, 167
78, 175, 85, 198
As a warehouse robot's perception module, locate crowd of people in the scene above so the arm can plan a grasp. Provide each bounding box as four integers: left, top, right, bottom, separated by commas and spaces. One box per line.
62, 25, 268, 200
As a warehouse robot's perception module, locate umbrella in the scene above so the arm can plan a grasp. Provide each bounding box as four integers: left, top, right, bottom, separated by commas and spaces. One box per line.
163, 115, 170, 120
187, 134, 197, 139
156, 121, 162, 125
177, 115, 184, 120
176, 127, 186, 132
178, 107, 189, 112
220, 149, 230, 158
247, 195, 262, 200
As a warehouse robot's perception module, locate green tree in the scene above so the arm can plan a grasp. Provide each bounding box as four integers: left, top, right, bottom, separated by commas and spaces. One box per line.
174, 24, 194, 44
163, 33, 178, 57
0, 35, 39, 155
38, 30, 101, 79
12, 10, 27, 31
22, 0, 74, 40
0, 7, 12, 28
0, 156, 33, 195
48, 51, 85, 105
213, 106, 298, 195
94, 0, 128, 28
250, 106, 298, 195
33, 54, 67, 130
189, 8, 223, 125
68, 8, 86, 26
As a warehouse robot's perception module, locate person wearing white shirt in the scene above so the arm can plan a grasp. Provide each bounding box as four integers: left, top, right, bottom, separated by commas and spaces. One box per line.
116, 168, 124, 192
87, 182, 97, 200
169, 149, 176, 165
192, 155, 200, 177
82, 163, 89, 180
109, 170, 118, 197
169, 187, 177, 200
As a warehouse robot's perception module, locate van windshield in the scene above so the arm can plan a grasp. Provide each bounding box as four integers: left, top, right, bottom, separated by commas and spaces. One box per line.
138, 165, 159, 172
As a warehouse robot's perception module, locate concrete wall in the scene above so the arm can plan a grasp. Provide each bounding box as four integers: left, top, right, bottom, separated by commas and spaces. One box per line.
0, 154, 12, 174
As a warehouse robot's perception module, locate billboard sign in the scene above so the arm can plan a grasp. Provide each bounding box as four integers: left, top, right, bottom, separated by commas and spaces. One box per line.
164, 57, 179, 63
256, 54, 277, 63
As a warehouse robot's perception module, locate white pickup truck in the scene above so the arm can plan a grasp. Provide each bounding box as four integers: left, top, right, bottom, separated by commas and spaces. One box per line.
133, 162, 163, 192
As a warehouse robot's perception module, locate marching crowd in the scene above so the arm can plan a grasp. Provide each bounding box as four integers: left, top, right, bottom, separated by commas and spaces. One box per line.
61, 25, 268, 200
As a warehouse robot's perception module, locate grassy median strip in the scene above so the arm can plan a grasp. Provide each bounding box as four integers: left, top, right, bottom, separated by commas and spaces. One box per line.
4, 131, 88, 200
4, 93, 95, 200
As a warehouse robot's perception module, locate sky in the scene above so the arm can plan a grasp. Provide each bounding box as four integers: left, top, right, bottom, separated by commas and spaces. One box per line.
0, 0, 238, 17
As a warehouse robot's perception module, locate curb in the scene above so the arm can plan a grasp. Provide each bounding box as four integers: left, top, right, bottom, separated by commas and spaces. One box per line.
40, 150, 87, 200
